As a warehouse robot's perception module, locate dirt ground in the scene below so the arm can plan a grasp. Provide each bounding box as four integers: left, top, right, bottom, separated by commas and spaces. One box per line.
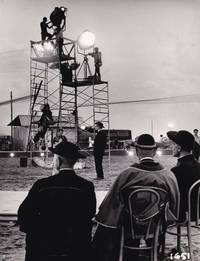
0, 155, 199, 260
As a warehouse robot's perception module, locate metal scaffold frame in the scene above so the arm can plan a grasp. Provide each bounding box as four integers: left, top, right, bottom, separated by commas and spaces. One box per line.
27, 36, 110, 151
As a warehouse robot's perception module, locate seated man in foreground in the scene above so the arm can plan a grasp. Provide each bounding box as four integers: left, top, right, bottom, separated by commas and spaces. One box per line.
18, 140, 96, 261
167, 130, 200, 222
93, 134, 180, 261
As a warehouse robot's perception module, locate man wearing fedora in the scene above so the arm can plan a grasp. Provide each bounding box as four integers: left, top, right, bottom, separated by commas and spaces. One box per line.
93, 121, 107, 180
93, 134, 179, 261
18, 140, 96, 261
167, 130, 200, 222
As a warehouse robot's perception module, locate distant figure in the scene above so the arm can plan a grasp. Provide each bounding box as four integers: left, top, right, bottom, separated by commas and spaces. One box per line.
88, 136, 94, 149
159, 134, 163, 142
53, 128, 67, 146
88, 47, 102, 80
55, 27, 64, 57
40, 17, 52, 41
193, 128, 200, 160
50, 6, 67, 32
167, 130, 200, 221
93, 121, 107, 179
52, 128, 67, 175
61, 62, 72, 83
18, 140, 96, 261
33, 103, 54, 146
93, 134, 179, 261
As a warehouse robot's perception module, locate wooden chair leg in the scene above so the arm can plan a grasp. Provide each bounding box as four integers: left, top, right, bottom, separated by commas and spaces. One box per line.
119, 226, 124, 261
187, 222, 193, 261
177, 225, 181, 253
152, 219, 161, 261
159, 223, 167, 257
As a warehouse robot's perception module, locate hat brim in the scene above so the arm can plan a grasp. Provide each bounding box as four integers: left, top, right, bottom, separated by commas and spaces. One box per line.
135, 143, 157, 149
48, 147, 87, 159
166, 131, 178, 143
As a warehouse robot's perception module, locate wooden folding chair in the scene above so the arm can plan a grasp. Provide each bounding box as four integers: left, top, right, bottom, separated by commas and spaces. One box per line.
166, 179, 200, 261
119, 186, 168, 261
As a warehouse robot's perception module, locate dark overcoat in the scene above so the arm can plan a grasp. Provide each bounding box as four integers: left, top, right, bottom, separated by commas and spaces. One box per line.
18, 169, 96, 261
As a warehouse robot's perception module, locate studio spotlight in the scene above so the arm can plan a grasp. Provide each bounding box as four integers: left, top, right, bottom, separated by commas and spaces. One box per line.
77, 30, 95, 50
10, 152, 15, 157
60, 6, 67, 12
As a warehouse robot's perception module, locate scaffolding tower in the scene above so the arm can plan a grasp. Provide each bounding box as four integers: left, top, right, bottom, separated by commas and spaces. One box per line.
27, 36, 109, 151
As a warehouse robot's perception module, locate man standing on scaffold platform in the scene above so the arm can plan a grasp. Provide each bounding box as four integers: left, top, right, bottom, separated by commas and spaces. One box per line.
93, 121, 107, 180
88, 47, 102, 81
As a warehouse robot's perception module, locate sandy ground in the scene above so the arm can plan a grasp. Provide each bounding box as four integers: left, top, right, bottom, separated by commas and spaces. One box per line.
0, 155, 200, 260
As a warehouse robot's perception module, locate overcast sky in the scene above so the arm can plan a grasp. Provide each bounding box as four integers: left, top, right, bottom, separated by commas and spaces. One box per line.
0, 0, 200, 139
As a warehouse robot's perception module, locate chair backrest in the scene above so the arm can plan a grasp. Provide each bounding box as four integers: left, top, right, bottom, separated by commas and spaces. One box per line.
120, 186, 168, 240
187, 179, 200, 224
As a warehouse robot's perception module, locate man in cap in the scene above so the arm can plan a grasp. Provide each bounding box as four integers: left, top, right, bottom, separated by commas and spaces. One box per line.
167, 130, 200, 221
18, 140, 96, 261
93, 134, 179, 261
193, 128, 200, 160
93, 121, 107, 180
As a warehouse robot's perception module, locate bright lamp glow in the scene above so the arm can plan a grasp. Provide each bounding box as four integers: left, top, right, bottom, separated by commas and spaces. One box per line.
10, 152, 15, 157
127, 150, 134, 157
77, 30, 95, 50
156, 150, 162, 156
167, 123, 174, 129
40, 152, 45, 157
33, 41, 57, 58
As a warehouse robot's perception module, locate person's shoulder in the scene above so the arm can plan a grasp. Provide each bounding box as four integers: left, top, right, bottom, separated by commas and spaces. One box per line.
162, 168, 176, 178
75, 175, 94, 188
118, 166, 139, 178
30, 176, 53, 192
34, 176, 54, 186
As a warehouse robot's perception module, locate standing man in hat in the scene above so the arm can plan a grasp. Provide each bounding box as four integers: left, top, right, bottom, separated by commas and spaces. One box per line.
167, 130, 200, 222
93, 134, 179, 261
18, 140, 96, 261
193, 128, 200, 161
93, 121, 107, 180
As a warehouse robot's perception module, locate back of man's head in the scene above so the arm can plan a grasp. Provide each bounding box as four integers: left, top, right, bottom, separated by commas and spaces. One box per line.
135, 134, 157, 158
167, 130, 194, 153
49, 140, 86, 169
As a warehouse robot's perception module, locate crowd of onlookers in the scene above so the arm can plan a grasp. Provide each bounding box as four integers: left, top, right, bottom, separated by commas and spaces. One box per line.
17, 128, 200, 261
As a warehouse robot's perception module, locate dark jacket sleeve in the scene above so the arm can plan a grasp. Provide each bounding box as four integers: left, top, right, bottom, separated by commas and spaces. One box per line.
17, 181, 41, 233
87, 182, 97, 219
94, 130, 107, 154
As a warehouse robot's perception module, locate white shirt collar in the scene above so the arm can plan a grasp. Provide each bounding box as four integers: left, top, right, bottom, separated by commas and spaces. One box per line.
140, 157, 154, 161
60, 168, 74, 171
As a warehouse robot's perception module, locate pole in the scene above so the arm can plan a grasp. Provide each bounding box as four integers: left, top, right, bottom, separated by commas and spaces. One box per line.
151, 119, 153, 136
10, 91, 13, 149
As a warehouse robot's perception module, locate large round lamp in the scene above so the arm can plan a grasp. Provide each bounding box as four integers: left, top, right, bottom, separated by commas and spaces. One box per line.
77, 30, 95, 50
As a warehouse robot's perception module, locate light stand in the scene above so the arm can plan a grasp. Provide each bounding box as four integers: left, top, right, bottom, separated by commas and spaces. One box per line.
77, 53, 92, 79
